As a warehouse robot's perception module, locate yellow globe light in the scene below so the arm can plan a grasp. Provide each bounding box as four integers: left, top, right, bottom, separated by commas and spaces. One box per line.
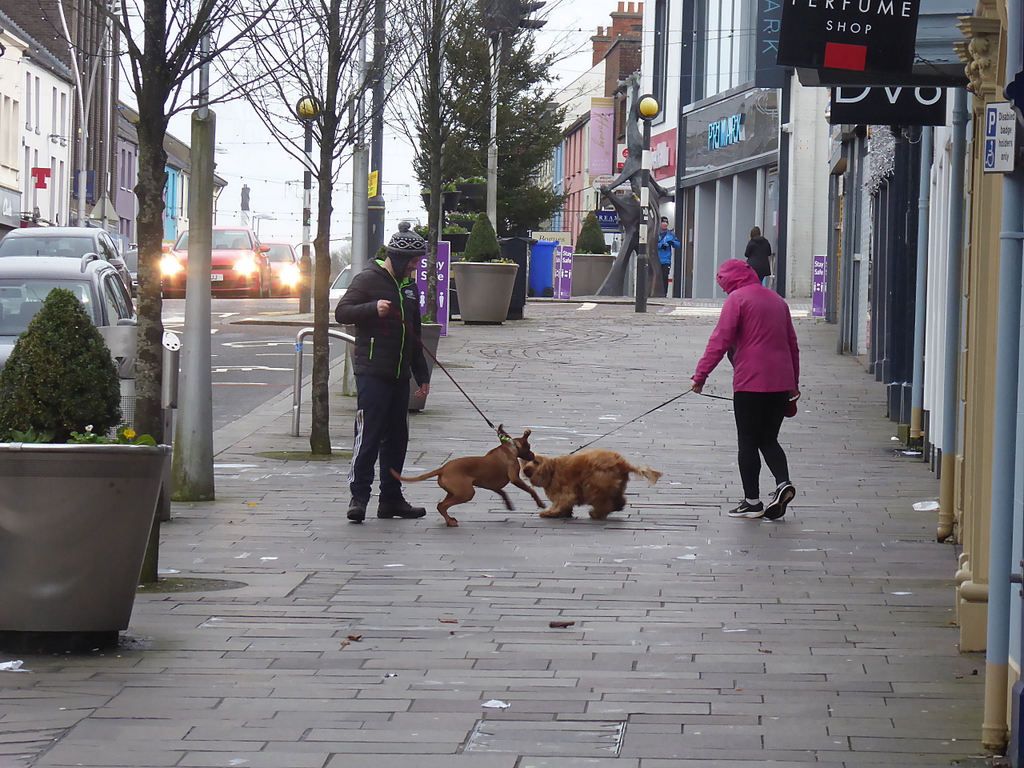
638, 96, 660, 119
296, 96, 319, 120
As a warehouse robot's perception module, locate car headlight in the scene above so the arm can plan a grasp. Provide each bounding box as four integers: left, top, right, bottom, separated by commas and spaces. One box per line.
233, 257, 257, 275
281, 264, 301, 286
160, 255, 183, 276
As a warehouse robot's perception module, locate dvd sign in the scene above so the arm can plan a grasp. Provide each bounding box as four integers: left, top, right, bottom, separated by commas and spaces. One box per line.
777, 0, 921, 75
829, 86, 945, 125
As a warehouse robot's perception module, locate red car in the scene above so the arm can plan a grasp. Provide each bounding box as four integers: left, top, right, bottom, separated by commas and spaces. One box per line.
161, 227, 271, 298
262, 241, 303, 297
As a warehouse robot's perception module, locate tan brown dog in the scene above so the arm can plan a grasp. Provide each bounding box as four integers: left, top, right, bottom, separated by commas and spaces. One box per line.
393, 426, 544, 527
522, 449, 661, 519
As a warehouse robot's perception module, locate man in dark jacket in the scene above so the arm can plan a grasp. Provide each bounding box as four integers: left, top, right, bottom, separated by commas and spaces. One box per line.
744, 226, 772, 283
335, 226, 431, 523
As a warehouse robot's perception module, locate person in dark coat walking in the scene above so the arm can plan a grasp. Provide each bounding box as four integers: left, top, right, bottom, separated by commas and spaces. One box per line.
335, 226, 431, 523
744, 226, 773, 283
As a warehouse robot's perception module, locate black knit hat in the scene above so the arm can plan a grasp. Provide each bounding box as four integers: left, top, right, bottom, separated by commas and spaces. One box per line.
386, 224, 426, 273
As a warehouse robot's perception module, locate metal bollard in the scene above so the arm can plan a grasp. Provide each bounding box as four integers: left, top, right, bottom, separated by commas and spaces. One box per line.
158, 331, 181, 523
291, 327, 355, 436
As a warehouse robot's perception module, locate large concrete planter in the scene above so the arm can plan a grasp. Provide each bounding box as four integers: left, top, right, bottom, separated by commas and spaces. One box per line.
571, 253, 615, 296
409, 322, 441, 412
450, 261, 519, 324
0, 443, 170, 635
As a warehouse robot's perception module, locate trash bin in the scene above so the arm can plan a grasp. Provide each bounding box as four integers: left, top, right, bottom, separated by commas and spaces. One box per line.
529, 240, 557, 297
499, 237, 533, 320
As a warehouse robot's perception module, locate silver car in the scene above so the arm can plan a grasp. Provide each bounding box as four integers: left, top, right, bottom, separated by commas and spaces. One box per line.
0, 227, 132, 291
0, 256, 136, 373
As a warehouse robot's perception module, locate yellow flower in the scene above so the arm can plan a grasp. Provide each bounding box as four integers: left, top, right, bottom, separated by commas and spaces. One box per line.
123, 428, 136, 440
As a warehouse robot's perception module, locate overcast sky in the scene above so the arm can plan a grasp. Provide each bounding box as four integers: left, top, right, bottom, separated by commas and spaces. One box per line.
162, 0, 608, 247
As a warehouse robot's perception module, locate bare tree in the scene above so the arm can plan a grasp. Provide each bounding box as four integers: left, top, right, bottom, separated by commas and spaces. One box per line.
389, 0, 464, 323
104, 0, 279, 442
234, 0, 416, 454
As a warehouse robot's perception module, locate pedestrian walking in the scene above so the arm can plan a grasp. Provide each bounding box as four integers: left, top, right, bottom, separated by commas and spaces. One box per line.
335, 225, 431, 523
744, 226, 772, 283
690, 258, 799, 520
657, 217, 681, 297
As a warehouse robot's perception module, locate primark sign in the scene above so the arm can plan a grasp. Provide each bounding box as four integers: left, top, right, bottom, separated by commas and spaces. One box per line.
829, 86, 946, 125
708, 115, 744, 151
777, 0, 921, 75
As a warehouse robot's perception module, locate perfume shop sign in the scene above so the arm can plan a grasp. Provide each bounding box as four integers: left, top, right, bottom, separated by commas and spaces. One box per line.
777, 0, 921, 75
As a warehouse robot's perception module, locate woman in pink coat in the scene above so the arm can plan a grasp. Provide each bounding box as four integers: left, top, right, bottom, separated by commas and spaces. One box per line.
691, 259, 800, 520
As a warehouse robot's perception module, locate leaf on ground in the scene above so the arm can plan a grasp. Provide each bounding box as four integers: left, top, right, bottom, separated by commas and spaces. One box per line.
549, 621, 575, 628
439, 618, 458, 624
347, 634, 362, 641
757, 648, 773, 654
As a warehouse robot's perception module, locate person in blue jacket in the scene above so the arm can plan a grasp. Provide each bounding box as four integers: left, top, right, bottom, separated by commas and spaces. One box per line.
657, 217, 681, 297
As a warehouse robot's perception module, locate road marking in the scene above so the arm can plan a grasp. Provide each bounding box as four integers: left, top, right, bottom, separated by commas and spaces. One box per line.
213, 365, 291, 373
213, 382, 271, 386
669, 306, 722, 317
577, 302, 597, 311
222, 339, 296, 348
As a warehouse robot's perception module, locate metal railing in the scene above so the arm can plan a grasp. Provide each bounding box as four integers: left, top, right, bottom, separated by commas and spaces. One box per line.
291, 326, 355, 436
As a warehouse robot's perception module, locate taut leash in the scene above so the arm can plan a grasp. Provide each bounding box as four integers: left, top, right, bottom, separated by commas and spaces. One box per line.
568, 389, 734, 454
413, 331, 502, 435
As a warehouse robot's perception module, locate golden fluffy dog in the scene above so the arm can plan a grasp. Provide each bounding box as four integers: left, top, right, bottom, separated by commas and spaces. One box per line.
521, 449, 661, 519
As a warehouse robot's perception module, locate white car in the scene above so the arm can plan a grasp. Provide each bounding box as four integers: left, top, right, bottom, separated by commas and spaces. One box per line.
328, 266, 352, 305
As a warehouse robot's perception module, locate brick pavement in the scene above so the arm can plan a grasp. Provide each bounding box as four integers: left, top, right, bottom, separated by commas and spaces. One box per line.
0, 300, 987, 767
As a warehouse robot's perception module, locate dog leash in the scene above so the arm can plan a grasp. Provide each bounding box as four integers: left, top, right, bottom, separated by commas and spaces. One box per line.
567, 389, 734, 454
411, 329, 505, 437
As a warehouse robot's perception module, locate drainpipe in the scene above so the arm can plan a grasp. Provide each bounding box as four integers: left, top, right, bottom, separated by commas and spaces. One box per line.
910, 127, 932, 444
984, 0, 1024, 747
938, 89, 968, 542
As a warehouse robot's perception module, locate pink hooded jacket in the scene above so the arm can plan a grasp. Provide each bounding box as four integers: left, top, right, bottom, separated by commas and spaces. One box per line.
692, 259, 799, 393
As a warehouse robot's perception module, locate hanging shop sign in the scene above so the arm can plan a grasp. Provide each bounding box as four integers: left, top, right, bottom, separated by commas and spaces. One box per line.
829, 86, 946, 125
777, 0, 921, 75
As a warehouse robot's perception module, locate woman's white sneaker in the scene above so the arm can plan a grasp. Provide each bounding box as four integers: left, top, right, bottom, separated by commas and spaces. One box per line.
764, 482, 795, 520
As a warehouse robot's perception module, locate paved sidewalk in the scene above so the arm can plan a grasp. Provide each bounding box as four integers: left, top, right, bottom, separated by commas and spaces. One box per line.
1, 300, 986, 767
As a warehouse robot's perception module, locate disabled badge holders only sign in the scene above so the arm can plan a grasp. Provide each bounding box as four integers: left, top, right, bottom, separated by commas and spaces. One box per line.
777, 0, 921, 75
983, 103, 1017, 174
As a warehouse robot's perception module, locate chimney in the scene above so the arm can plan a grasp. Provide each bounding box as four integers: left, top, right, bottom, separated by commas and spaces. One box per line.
626, 2, 633, 12
617, 1, 624, 10
592, 24, 613, 66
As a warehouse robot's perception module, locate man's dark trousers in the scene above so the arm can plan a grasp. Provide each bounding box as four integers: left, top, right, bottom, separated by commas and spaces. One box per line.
350, 375, 410, 503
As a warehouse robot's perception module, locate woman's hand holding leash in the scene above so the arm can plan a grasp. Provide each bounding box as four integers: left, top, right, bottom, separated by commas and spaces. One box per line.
690, 380, 703, 395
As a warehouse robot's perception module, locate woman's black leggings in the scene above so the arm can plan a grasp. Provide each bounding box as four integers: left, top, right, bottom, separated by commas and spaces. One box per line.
733, 391, 791, 500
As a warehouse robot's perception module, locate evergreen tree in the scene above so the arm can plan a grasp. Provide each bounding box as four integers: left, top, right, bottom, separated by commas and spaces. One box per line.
463, 213, 502, 262
414, 3, 564, 235
576, 211, 609, 254
0, 289, 120, 442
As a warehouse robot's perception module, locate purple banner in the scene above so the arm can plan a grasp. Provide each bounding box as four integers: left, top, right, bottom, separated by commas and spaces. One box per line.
589, 98, 615, 178
554, 245, 574, 300
415, 240, 450, 337
812, 253, 826, 318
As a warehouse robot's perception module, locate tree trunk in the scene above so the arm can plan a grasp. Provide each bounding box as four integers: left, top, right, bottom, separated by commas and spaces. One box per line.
308, 0, 344, 456
423, 0, 444, 319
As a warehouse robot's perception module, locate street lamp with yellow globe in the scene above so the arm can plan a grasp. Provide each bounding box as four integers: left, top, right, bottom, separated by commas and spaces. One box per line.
635, 93, 660, 312
296, 96, 320, 312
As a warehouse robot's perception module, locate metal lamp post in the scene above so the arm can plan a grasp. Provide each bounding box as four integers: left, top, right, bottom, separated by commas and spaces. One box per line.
636, 94, 659, 313
296, 96, 319, 313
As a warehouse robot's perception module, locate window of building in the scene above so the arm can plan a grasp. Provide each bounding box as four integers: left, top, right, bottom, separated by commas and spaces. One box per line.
652, 0, 669, 113
34, 77, 40, 133
24, 74, 31, 130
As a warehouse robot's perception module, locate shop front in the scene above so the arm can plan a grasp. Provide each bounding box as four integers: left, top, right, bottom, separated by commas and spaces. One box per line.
678, 87, 779, 298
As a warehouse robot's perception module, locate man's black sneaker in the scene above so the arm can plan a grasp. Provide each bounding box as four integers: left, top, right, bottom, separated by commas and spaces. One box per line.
764, 482, 796, 520
727, 500, 764, 518
377, 497, 427, 519
347, 498, 367, 523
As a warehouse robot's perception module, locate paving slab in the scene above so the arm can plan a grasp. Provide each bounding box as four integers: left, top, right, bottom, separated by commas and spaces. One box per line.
0, 300, 987, 767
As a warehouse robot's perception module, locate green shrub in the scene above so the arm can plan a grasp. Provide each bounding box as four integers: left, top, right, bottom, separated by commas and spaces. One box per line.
0, 288, 121, 442
443, 224, 469, 235
576, 211, 609, 254
463, 213, 502, 262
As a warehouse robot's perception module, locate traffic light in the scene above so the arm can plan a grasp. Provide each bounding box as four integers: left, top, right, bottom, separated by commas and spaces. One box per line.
519, 1, 546, 29
479, 0, 546, 34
